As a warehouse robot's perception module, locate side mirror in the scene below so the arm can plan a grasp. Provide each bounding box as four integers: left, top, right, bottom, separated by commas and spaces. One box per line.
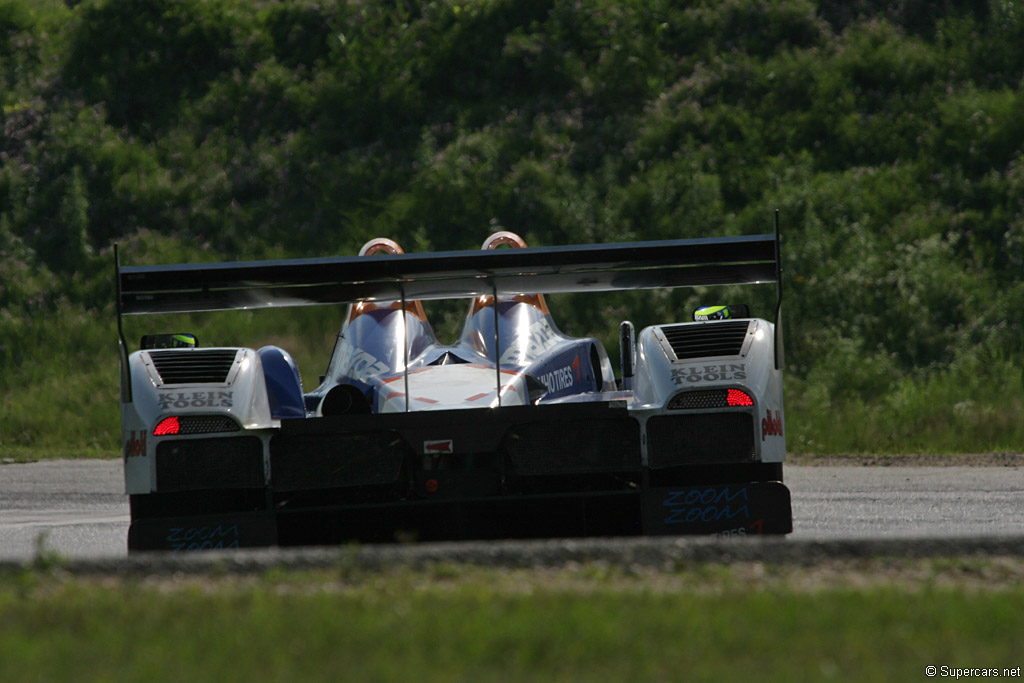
140, 333, 198, 350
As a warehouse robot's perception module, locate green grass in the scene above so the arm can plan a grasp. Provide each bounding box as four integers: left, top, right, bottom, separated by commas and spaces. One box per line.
786, 351, 1024, 455
4, 296, 1023, 459
1, 561, 1022, 682
0, 306, 336, 458
6, 368, 1023, 460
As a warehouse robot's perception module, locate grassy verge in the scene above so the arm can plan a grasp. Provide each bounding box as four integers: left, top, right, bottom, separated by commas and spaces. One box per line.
4, 306, 1024, 459
785, 353, 1024, 455
1, 559, 1022, 682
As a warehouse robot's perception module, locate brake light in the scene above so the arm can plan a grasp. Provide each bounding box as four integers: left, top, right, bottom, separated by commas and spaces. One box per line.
154, 417, 180, 436
726, 389, 754, 407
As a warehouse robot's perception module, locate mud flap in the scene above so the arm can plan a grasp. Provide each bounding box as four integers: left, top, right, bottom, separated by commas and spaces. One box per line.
642, 481, 792, 536
128, 511, 277, 552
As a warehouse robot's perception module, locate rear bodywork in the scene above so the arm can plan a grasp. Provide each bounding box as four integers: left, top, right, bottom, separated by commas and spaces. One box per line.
117, 224, 790, 551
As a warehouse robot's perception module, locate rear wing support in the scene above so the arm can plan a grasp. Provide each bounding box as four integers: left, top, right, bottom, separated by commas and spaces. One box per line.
774, 210, 784, 371
115, 244, 132, 404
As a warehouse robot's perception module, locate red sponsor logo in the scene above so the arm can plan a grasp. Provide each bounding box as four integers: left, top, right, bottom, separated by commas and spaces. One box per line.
424, 440, 453, 454
761, 410, 783, 441
124, 431, 146, 458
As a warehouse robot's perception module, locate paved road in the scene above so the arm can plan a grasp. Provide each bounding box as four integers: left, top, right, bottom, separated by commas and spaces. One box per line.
790, 465, 1022, 538
0, 460, 1021, 562
0, 460, 129, 561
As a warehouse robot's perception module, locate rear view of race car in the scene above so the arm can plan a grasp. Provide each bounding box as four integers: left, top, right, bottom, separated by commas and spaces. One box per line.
117, 220, 790, 551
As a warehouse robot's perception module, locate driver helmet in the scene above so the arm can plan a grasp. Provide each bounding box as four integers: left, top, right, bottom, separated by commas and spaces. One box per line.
694, 305, 731, 321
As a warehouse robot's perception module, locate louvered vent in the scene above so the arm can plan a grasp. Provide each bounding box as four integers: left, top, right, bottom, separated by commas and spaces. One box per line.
668, 390, 731, 410
174, 415, 241, 435
149, 350, 239, 385
668, 389, 754, 410
660, 321, 750, 361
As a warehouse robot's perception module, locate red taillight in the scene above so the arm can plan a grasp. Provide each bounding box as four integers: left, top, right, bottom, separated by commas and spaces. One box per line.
154, 417, 180, 436
726, 389, 754, 407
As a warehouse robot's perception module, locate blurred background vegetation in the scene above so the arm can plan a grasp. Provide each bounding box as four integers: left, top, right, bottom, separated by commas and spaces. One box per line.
2, 0, 1023, 456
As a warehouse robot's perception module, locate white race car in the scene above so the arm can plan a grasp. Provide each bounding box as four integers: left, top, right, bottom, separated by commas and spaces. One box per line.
117, 222, 790, 550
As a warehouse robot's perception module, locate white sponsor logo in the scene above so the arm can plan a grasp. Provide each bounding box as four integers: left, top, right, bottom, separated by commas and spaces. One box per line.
500, 318, 561, 363
539, 357, 580, 393
333, 344, 390, 377
157, 391, 233, 410
671, 363, 747, 385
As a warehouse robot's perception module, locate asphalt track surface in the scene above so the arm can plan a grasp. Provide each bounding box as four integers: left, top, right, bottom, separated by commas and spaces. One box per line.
0, 459, 1021, 570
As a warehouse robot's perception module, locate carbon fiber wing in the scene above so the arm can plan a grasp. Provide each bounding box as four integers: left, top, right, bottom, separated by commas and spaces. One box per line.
117, 233, 781, 315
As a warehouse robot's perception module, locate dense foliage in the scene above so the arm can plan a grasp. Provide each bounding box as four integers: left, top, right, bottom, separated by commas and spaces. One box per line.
2, 0, 1023, 453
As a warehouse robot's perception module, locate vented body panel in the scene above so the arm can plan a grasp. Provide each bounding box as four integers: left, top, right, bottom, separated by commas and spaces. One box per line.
149, 350, 238, 385
270, 432, 407, 490
504, 418, 641, 475
155, 437, 263, 491
171, 415, 241, 435
646, 413, 755, 466
660, 321, 749, 360
668, 390, 750, 410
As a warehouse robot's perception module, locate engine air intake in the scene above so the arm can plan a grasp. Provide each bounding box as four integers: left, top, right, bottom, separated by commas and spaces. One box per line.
660, 321, 750, 360
149, 349, 239, 385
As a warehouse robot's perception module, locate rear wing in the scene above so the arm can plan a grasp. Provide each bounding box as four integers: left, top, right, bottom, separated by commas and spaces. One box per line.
116, 219, 783, 399
118, 231, 780, 313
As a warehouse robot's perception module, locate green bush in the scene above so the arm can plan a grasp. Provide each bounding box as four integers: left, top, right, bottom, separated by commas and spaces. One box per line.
4, 0, 1024, 455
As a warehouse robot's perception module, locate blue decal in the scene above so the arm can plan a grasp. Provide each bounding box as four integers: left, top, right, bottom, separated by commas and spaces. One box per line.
166, 524, 241, 551
529, 345, 595, 398
661, 487, 750, 525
